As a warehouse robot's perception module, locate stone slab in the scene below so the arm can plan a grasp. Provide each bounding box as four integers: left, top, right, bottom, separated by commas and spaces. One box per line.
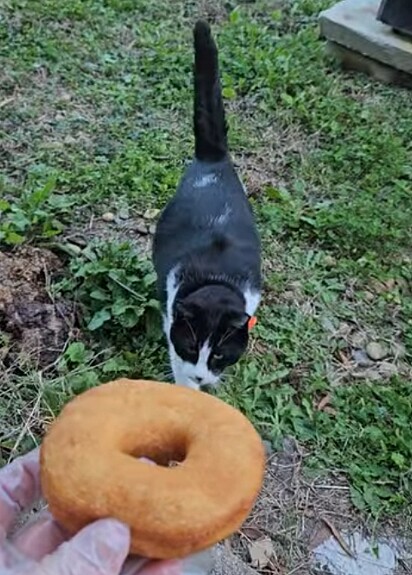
326, 41, 412, 88
211, 544, 259, 575
319, 0, 412, 75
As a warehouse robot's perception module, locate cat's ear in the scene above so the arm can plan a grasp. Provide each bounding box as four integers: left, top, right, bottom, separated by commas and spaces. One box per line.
174, 300, 194, 320
228, 312, 250, 330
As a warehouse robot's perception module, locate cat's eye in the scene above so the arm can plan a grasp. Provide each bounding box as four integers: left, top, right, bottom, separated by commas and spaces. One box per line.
213, 353, 223, 361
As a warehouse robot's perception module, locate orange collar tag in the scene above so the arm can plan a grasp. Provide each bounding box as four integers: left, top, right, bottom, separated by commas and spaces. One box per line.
248, 316, 257, 330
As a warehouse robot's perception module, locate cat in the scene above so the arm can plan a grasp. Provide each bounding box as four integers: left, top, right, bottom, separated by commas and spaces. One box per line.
152, 20, 261, 390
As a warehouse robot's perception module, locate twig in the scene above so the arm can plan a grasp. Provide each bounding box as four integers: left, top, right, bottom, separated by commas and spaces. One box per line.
316, 485, 350, 490
321, 516, 356, 559
285, 562, 309, 575
0, 97, 15, 108
7, 392, 41, 463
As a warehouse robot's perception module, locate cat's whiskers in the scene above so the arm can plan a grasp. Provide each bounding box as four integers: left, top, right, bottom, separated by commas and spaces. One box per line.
218, 328, 236, 347
184, 317, 197, 344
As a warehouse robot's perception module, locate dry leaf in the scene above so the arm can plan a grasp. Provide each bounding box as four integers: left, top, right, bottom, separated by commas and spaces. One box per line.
338, 350, 351, 366
370, 278, 395, 294
248, 537, 274, 568
317, 393, 332, 411
241, 526, 264, 540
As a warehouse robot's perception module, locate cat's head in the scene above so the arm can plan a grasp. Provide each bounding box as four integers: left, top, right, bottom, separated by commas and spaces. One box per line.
169, 284, 250, 390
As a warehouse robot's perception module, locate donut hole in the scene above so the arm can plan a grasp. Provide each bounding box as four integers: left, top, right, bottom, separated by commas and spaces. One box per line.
131, 433, 188, 468
138, 453, 185, 468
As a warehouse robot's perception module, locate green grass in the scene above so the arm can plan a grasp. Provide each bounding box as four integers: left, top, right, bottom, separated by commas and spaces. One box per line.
1, 0, 412, 522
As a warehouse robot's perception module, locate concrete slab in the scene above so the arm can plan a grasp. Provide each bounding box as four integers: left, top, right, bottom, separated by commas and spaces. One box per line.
325, 41, 412, 88
211, 544, 259, 575
319, 0, 412, 75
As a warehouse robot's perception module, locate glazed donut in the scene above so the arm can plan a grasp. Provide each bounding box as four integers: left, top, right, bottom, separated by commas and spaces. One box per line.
40, 379, 265, 559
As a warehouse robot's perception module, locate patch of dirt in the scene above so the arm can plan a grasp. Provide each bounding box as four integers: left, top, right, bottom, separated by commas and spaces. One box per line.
233, 122, 316, 198
64, 207, 158, 257
230, 438, 411, 574
0, 246, 75, 370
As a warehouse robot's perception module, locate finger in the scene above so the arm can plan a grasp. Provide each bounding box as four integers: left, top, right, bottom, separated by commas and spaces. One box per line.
38, 519, 130, 575
11, 510, 68, 560
0, 448, 41, 533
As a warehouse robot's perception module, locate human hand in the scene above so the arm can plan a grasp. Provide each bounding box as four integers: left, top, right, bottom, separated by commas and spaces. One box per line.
0, 449, 212, 575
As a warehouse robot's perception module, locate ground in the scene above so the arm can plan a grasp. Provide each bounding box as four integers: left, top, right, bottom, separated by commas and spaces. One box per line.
1, 0, 412, 573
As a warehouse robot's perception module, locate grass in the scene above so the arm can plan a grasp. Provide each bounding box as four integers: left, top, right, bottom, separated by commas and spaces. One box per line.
1, 0, 412, 532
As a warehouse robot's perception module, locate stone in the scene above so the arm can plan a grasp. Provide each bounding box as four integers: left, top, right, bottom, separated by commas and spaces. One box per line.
349, 331, 368, 349
118, 207, 129, 220
324, 255, 337, 267
319, 0, 412, 77
135, 221, 149, 234
144, 208, 160, 220
102, 212, 115, 222
352, 349, 374, 367
366, 341, 388, 361
378, 361, 398, 378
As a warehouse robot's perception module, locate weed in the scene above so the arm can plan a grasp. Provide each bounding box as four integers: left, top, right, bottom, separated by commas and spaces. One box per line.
56, 240, 161, 341
0, 177, 66, 245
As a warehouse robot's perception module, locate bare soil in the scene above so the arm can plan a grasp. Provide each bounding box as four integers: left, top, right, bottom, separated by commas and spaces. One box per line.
0, 246, 75, 371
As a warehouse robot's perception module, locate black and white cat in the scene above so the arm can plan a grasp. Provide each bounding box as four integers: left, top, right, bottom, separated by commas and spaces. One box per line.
152, 20, 261, 390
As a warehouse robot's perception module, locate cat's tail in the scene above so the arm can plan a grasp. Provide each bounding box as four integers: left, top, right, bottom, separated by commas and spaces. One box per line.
193, 20, 228, 163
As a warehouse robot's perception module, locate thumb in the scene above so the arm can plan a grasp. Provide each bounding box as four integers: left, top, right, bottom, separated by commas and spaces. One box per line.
36, 519, 130, 575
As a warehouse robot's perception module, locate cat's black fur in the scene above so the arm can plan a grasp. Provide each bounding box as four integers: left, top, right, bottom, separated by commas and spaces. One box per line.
152, 20, 261, 389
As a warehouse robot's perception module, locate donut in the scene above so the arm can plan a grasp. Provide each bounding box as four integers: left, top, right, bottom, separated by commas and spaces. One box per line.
40, 379, 265, 559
